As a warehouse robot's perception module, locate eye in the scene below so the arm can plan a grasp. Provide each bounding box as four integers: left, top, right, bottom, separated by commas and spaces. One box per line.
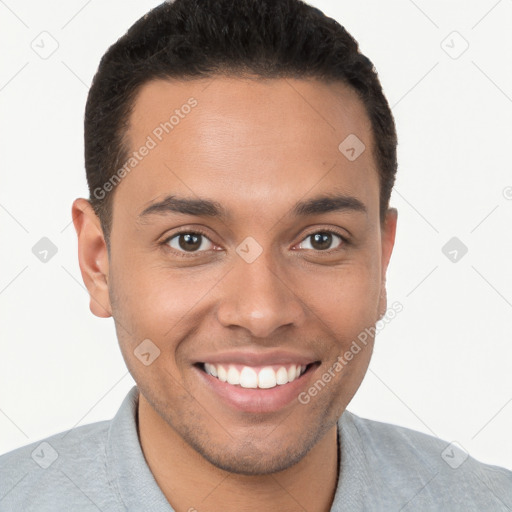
296, 231, 346, 252
164, 231, 215, 254
162, 228, 348, 257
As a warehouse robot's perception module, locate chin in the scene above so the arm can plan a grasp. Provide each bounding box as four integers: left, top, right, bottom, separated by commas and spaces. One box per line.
196, 442, 310, 476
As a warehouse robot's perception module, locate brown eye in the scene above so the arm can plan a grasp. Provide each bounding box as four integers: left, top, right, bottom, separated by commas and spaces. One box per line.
297, 231, 344, 251
166, 232, 214, 253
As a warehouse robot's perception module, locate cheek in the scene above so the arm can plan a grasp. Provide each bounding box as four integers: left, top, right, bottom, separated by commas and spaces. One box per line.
302, 259, 382, 333
111, 250, 207, 322
109, 260, 225, 365
110, 235, 382, 348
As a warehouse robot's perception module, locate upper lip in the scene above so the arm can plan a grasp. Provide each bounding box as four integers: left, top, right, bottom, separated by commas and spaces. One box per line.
194, 349, 319, 367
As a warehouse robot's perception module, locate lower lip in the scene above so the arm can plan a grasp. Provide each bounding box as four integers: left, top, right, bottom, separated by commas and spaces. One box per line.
194, 364, 319, 414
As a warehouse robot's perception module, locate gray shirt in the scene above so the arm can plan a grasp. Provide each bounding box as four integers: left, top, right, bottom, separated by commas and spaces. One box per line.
1, 385, 511, 511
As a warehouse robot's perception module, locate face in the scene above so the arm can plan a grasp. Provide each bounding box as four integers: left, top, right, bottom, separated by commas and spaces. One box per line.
74, 76, 397, 475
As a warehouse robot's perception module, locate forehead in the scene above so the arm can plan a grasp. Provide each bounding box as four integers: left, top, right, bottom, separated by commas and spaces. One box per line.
116, 76, 378, 222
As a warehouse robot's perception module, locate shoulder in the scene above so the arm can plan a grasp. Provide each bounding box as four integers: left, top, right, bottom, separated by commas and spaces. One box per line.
0, 420, 121, 511
340, 410, 512, 510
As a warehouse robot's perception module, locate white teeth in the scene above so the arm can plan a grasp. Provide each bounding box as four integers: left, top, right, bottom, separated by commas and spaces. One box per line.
239, 367, 258, 388
204, 363, 217, 377
258, 367, 277, 389
226, 365, 240, 385
217, 365, 227, 382
276, 366, 288, 385
203, 362, 309, 389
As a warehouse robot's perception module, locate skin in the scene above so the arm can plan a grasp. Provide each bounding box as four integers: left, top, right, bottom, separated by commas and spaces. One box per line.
72, 76, 397, 512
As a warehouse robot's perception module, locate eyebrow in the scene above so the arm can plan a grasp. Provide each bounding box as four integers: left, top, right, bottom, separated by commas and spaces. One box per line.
137, 193, 367, 222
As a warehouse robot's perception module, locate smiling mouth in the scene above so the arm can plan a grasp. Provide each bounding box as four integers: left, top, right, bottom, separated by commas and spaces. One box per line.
197, 362, 318, 389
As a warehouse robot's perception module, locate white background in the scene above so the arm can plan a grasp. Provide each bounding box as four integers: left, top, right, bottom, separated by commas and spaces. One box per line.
1, 0, 511, 470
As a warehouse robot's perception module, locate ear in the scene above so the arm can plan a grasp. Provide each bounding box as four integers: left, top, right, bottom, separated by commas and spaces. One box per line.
71, 198, 112, 318
378, 207, 398, 318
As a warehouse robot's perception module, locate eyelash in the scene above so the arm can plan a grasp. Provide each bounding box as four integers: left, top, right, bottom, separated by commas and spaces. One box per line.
160, 228, 350, 258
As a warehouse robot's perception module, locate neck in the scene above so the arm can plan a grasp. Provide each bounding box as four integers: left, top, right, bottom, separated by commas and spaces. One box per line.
137, 393, 339, 512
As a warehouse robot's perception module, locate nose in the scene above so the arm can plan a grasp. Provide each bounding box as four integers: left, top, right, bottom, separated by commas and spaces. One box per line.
215, 247, 306, 339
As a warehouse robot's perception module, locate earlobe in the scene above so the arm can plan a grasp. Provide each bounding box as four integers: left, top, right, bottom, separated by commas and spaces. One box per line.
382, 207, 398, 272
378, 208, 398, 319
71, 198, 112, 318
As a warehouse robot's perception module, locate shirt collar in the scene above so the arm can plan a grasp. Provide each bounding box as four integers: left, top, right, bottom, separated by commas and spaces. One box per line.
106, 385, 174, 511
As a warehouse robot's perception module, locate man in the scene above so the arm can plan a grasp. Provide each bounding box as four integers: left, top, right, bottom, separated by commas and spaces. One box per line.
1, 0, 510, 510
